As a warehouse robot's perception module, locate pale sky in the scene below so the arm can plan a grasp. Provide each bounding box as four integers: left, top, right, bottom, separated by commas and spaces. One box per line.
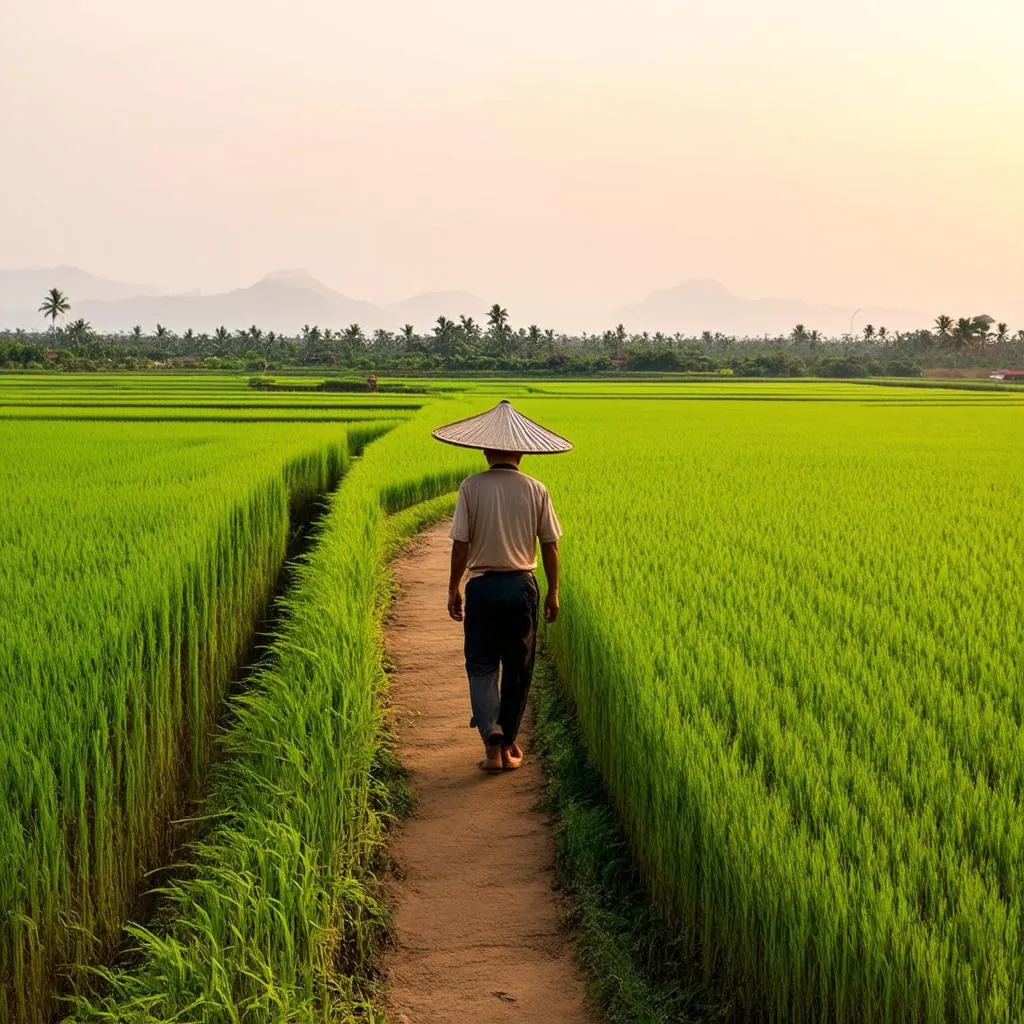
2, 0, 1023, 325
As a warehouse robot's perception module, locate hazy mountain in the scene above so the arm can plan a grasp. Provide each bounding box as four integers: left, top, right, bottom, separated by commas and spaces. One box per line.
0, 270, 397, 334
385, 291, 490, 331
613, 279, 928, 337
1, 266, 933, 338
0, 265, 161, 310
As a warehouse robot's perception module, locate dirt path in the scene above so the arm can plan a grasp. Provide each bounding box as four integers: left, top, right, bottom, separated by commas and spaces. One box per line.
383, 524, 591, 1024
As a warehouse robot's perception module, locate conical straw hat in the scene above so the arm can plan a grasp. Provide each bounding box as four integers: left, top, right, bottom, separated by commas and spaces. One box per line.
432, 400, 573, 454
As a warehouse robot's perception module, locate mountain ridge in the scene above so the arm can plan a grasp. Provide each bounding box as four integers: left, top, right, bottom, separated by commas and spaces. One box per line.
614, 280, 929, 336
0, 266, 936, 336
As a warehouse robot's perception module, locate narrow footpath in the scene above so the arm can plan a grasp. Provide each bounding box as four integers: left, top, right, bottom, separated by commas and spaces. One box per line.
384, 523, 592, 1024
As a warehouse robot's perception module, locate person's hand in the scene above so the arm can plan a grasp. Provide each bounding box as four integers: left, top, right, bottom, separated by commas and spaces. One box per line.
544, 590, 560, 623
448, 587, 464, 622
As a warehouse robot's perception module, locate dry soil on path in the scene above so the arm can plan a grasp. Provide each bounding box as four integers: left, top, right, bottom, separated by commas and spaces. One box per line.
383, 523, 591, 1024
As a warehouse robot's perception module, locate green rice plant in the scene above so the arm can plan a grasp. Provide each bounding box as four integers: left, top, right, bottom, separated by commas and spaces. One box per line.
65, 408, 478, 1023
0, 419, 390, 1023
5, 374, 1023, 1022
526, 398, 1024, 1022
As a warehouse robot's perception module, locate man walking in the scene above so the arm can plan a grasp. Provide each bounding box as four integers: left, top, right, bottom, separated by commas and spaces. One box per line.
432, 401, 571, 773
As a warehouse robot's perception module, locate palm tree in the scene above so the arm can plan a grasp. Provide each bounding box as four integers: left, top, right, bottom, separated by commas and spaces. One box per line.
400, 323, 417, 354
996, 322, 1008, 345
66, 318, 92, 346
862, 324, 875, 341
526, 324, 542, 356
612, 323, 627, 358
155, 324, 169, 340
433, 316, 457, 359
934, 314, 953, 339
38, 288, 71, 332
487, 304, 509, 332
877, 326, 888, 343
300, 324, 322, 363
211, 325, 231, 357
951, 318, 982, 366
790, 323, 809, 345
131, 325, 143, 344
340, 324, 365, 366
486, 303, 512, 356
973, 314, 994, 350
458, 315, 481, 342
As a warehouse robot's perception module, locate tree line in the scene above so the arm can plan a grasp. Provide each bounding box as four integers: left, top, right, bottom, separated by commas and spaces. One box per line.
5, 288, 1022, 376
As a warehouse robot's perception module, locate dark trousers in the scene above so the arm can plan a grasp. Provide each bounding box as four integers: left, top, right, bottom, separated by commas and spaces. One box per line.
463, 571, 539, 744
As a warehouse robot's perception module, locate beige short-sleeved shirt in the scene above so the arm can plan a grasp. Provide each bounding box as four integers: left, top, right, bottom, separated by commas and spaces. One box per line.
450, 466, 562, 577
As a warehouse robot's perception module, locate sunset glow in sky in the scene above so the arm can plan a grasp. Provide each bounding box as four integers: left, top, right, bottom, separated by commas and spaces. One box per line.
2, 0, 1022, 325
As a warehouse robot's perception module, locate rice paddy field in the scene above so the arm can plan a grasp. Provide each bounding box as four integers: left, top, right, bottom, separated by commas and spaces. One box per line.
1, 372, 1022, 1022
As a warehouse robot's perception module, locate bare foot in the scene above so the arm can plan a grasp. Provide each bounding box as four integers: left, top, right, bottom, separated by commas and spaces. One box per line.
480, 739, 503, 774
502, 742, 524, 770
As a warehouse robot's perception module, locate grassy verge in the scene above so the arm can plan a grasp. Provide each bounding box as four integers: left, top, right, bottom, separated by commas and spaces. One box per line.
531, 652, 731, 1024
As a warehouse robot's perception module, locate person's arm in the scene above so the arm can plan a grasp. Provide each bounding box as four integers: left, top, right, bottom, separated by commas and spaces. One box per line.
448, 482, 472, 621
448, 541, 470, 621
538, 486, 562, 623
541, 541, 559, 622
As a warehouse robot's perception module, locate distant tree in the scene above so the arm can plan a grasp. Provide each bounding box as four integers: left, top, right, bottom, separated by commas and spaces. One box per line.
790, 323, 809, 345
526, 324, 543, 357
132, 324, 143, 343
212, 325, 231, 357
862, 324, 875, 341
951, 317, 986, 366
877, 326, 888, 343
459, 315, 481, 343
972, 315, 994, 354
38, 288, 71, 332
934, 314, 953, 339
487, 304, 509, 331
65, 318, 92, 350
399, 323, 416, 350
300, 324, 322, 363
612, 322, 627, 358
433, 316, 457, 359
486, 303, 512, 357
155, 323, 169, 340
995, 322, 1008, 344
